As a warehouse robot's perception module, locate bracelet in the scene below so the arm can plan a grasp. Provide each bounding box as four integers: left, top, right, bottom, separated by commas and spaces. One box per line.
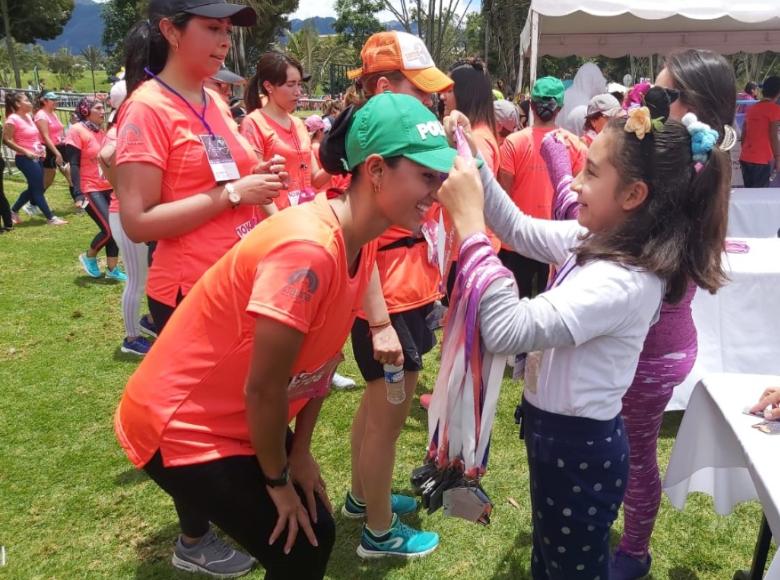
369, 320, 392, 330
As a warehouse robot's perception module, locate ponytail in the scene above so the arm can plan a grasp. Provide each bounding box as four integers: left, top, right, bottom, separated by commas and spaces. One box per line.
123, 13, 193, 100
246, 51, 303, 114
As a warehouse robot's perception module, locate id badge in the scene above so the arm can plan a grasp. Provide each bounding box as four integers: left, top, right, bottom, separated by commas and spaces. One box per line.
199, 135, 240, 182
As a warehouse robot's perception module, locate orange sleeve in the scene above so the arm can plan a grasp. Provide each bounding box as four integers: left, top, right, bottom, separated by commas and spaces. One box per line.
570, 137, 588, 175
239, 115, 267, 159
116, 99, 171, 170
247, 240, 336, 334
475, 133, 497, 174
65, 125, 83, 150
499, 136, 517, 175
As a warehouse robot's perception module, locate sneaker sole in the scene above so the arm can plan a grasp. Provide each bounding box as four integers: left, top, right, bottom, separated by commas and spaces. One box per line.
356, 543, 438, 560
139, 326, 158, 338
120, 346, 147, 356
79, 255, 102, 278
171, 554, 253, 578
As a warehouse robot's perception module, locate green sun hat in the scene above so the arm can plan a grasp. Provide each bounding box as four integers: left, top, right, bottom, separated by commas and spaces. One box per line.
531, 76, 565, 107
345, 92, 480, 173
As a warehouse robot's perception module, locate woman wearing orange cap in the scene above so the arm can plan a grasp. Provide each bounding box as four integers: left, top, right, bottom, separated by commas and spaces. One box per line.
240, 51, 331, 209
320, 30, 453, 559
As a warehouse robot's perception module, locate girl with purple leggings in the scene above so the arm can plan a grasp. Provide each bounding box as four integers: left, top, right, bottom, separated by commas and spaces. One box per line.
541, 49, 737, 580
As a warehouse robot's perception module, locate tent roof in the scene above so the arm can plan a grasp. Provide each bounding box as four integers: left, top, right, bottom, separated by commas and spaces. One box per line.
520, 1, 780, 57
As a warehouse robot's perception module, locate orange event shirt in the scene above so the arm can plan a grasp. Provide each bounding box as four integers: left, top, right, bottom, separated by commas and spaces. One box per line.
116, 80, 262, 307
499, 126, 587, 220
239, 109, 315, 209
115, 195, 378, 468
740, 100, 780, 165
66, 123, 112, 193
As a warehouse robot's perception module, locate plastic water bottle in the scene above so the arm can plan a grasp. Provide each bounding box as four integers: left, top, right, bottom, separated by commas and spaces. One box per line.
383, 363, 405, 405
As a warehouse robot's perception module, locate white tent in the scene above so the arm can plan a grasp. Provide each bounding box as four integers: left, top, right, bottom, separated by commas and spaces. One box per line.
517, 0, 780, 91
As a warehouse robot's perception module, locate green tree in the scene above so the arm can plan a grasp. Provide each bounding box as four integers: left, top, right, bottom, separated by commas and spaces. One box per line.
101, 0, 144, 75
282, 25, 354, 93
239, 0, 299, 75
0, 0, 73, 87
482, 0, 529, 93
334, 0, 384, 53
82, 45, 104, 94
49, 47, 79, 88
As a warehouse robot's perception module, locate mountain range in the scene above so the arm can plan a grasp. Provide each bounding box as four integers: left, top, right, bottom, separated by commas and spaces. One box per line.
36, 1, 406, 53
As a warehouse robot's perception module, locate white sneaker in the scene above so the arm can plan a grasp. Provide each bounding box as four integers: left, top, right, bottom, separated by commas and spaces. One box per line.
332, 372, 357, 390
22, 203, 36, 216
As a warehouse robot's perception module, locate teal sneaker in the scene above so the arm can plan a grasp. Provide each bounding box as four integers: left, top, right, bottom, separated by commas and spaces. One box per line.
106, 266, 128, 282
342, 491, 418, 519
357, 514, 439, 559
79, 253, 102, 278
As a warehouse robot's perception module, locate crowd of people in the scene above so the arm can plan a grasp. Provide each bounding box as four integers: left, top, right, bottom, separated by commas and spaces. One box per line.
3, 0, 780, 577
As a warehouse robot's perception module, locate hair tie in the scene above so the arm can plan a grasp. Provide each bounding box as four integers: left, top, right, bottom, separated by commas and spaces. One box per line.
719, 125, 737, 152
681, 112, 719, 163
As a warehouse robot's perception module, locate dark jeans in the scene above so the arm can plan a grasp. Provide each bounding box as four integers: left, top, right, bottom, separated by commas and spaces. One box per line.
84, 189, 118, 257
143, 450, 335, 580
521, 399, 629, 579
11, 156, 53, 220
0, 158, 11, 228
740, 160, 772, 188
498, 249, 550, 299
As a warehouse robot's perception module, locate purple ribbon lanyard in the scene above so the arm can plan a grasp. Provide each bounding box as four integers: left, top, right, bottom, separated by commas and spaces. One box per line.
144, 67, 216, 139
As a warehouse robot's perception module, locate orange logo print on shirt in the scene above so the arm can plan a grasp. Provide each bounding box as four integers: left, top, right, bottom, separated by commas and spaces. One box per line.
281, 268, 319, 303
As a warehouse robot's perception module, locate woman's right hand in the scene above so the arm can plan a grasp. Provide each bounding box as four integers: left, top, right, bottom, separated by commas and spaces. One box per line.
234, 173, 283, 206
750, 387, 780, 420
267, 482, 319, 554
443, 110, 478, 157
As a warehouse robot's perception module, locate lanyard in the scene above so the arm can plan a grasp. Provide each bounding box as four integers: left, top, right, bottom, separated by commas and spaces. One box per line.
549, 254, 577, 289
144, 67, 216, 139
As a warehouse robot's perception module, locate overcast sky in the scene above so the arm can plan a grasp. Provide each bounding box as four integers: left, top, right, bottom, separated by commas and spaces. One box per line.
291, 0, 480, 21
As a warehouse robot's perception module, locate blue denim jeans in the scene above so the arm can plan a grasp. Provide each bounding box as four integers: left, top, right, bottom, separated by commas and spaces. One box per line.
11, 156, 53, 219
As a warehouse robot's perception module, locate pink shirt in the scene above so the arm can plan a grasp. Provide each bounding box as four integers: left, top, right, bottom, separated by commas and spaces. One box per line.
34, 109, 64, 145
5, 113, 44, 155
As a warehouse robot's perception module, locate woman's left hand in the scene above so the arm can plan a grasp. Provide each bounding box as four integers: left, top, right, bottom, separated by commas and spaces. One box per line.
750, 387, 780, 420
288, 448, 332, 523
371, 324, 404, 367
437, 156, 486, 240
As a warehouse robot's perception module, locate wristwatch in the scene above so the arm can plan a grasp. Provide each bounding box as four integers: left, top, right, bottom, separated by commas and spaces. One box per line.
263, 464, 290, 488
225, 182, 241, 209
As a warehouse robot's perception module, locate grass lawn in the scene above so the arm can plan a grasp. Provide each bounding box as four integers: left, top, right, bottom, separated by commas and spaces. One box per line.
0, 176, 775, 579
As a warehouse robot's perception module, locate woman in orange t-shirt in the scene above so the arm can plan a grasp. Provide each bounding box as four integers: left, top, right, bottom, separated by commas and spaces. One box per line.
115, 92, 455, 578
439, 57, 501, 301
240, 51, 331, 209
68, 97, 126, 280
114, 2, 282, 575
116, 6, 283, 335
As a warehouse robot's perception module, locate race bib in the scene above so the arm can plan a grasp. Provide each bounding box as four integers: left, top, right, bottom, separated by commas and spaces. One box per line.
287, 353, 344, 400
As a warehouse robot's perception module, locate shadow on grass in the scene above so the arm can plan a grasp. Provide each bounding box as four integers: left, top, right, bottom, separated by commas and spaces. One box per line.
114, 467, 149, 486
488, 531, 533, 579
73, 275, 121, 287
659, 411, 685, 440
113, 346, 146, 363
134, 522, 192, 579
667, 566, 700, 579
326, 508, 425, 579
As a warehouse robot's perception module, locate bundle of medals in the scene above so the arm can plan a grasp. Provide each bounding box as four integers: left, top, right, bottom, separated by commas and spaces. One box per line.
412, 128, 513, 525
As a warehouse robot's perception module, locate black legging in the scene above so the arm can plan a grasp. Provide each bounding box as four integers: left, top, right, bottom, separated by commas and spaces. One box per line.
84, 189, 119, 257
0, 158, 12, 229
144, 450, 335, 580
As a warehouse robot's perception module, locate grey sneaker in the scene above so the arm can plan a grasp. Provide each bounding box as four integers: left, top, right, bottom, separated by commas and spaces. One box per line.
172, 529, 256, 578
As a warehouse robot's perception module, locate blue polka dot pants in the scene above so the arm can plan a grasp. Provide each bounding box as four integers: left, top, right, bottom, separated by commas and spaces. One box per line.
521, 398, 629, 580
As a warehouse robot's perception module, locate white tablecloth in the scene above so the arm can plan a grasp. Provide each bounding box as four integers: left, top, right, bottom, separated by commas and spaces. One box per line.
729, 188, 780, 238
668, 238, 780, 410
664, 373, 780, 579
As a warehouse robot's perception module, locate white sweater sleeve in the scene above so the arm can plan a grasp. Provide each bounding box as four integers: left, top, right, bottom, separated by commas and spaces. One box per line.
479, 157, 585, 267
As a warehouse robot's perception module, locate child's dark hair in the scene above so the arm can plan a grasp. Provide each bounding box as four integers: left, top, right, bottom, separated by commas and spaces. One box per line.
5, 91, 25, 117
575, 114, 729, 303
124, 13, 194, 100
449, 58, 496, 135
245, 51, 304, 113
762, 76, 780, 100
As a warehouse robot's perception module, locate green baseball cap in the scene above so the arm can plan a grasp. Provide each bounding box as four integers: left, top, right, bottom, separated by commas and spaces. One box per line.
346, 92, 470, 173
532, 76, 565, 107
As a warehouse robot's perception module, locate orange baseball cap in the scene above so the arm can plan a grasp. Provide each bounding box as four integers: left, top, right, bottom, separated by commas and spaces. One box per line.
347, 31, 453, 94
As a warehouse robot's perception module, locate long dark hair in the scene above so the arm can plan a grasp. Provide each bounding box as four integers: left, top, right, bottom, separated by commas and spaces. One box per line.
123, 12, 194, 100
664, 49, 736, 146
5, 91, 26, 118
449, 58, 496, 136
245, 51, 303, 113
575, 116, 729, 303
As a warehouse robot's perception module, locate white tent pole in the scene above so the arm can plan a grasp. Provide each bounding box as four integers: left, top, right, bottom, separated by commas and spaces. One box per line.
530, 10, 539, 88
517, 53, 525, 96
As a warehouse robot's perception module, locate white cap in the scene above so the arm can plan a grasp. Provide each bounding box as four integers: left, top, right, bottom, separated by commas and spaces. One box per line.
109, 80, 127, 109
